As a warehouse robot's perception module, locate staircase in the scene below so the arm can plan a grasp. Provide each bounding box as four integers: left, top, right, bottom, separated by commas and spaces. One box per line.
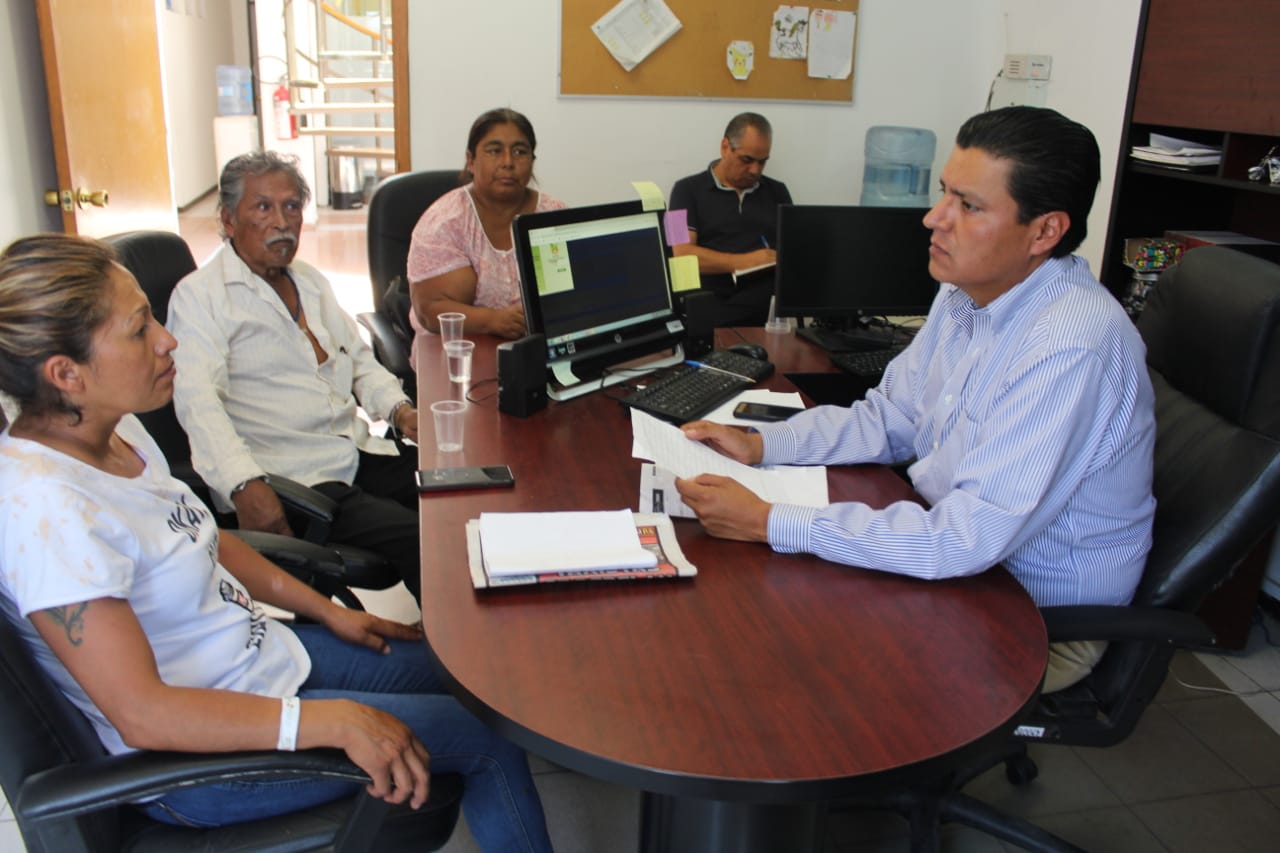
282, 0, 396, 200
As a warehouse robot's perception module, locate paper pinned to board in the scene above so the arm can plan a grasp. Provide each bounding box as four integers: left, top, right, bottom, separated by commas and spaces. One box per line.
592, 0, 683, 73
807, 8, 856, 80
727, 40, 755, 80
770, 6, 810, 59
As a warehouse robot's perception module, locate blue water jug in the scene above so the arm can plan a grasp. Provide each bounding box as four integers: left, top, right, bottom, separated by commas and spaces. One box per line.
216, 66, 254, 117
861, 126, 936, 207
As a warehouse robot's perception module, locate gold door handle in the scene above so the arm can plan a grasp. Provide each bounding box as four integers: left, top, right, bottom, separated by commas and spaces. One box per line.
43, 188, 110, 211
75, 188, 110, 208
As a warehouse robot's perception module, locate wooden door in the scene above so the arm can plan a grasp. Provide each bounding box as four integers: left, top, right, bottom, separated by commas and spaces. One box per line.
36, 0, 177, 237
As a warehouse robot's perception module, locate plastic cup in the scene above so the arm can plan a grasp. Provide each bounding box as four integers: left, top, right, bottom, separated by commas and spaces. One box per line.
444, 339, 475, 384
430, 400, 467, 452
438, 312, 465, 348
763, 295, 795, 334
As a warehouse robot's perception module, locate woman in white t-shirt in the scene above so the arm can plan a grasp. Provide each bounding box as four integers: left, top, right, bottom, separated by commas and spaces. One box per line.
0, 234, 552, 852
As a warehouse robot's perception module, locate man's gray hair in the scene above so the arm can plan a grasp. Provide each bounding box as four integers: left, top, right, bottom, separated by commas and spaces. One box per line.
217, 150, 311, 233
723, 112, 773, 148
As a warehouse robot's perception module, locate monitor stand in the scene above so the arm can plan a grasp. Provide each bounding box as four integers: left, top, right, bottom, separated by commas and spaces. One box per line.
546, 345, 685, 402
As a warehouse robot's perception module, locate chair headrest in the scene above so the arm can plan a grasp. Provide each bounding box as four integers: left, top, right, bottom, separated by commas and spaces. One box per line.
1137, 246, 1280, 438
104, 230, 198, 324
366, 170, 461, 312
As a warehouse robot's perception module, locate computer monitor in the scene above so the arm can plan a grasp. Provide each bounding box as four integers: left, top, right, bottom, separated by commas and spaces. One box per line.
514, 200, 685, 399
773, 205, 938, 320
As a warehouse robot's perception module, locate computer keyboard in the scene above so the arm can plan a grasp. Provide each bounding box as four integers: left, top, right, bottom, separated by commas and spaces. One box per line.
619, 349, 775, 424
698, 348, 776, 382
798, 325, 899, 353
829, 347, 904, 382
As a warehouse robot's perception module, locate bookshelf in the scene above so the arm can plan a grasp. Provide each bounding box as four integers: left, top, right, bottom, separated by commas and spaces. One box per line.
1100, 0, 1280, 297
1100, 0, 1280, 648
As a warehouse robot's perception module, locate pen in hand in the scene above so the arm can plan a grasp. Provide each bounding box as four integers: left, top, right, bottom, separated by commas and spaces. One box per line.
760, 235, 771, 250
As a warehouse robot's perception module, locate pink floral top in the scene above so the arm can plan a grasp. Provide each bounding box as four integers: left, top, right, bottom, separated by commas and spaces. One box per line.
405, 185, 566, 347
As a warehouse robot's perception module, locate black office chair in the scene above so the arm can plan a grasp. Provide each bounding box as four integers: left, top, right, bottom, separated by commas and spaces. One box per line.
0, 602, 461, 853
850, 246, 1280, 852
106, 230, 402, 608
358, 169, 460, 395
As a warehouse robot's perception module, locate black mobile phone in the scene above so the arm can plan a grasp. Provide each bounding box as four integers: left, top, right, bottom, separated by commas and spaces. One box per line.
415, 465, 516, 492
732, 402, 804, 423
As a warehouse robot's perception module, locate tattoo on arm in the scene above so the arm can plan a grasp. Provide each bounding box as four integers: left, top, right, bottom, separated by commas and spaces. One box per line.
45, 603, 89, 647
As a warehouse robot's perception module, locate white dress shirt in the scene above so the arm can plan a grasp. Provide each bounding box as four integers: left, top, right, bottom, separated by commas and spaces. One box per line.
168, 242, 409, 508
758, 255, 1156, 607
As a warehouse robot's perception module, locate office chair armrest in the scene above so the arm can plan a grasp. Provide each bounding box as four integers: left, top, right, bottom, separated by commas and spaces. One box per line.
357, 311, 412, 378
17, 748, 364, 825
265, 474, 338, 543
1041, 605, 1216, 647
234, 530, 350, 581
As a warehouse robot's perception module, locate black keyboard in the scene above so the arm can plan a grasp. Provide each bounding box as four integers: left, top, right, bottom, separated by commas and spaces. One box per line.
619, 350, 775, 423
698, 349, 775, 382
829, 347, 904, 381
798, 325, 899, 353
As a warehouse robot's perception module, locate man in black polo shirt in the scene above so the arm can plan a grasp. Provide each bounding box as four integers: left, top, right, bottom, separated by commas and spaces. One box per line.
670, 112, 793, 327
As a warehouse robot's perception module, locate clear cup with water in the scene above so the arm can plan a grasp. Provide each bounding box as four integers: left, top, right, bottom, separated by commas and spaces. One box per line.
444, 339, 474, 384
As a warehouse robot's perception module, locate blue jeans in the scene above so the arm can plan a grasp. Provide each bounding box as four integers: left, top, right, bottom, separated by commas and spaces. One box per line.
142, 624, 553, 853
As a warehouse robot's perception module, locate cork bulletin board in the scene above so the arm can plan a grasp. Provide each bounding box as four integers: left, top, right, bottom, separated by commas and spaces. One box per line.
559, 1, 859, 102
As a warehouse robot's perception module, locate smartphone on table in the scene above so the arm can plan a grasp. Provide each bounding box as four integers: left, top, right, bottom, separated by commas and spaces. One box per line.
415, 465, 516, 492
732, 402, 805, 423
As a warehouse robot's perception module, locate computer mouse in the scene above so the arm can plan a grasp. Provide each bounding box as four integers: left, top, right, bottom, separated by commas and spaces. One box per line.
727, 342, 769, 361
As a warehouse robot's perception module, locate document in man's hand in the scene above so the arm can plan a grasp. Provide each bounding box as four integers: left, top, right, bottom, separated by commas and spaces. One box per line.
630, 408, 829, 508
731, 261, 776, 284
467, 510, 696, 589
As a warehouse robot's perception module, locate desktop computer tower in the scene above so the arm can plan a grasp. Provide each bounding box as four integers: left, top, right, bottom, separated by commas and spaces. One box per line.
498, 333, 548, 417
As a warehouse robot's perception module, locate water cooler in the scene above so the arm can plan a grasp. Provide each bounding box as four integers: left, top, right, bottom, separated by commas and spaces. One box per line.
861, 126, 936, 208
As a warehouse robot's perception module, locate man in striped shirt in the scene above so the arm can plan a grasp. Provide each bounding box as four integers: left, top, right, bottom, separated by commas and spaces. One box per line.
676, 107, 1156, 692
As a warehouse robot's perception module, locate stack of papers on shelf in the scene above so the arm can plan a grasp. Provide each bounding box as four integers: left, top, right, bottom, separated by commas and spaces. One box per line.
1130, 132, 1221, 168
466, 510, 697, 588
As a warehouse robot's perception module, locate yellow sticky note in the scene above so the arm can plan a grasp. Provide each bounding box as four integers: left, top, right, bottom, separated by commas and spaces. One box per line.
631, 180, 666, 211
668, 255, 701, 292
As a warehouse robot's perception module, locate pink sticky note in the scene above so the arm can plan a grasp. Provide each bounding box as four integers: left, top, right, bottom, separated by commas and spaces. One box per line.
664, 209, 691, 246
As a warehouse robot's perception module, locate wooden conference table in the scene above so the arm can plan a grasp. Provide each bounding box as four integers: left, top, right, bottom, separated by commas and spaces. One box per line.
414, 329, 1047, 853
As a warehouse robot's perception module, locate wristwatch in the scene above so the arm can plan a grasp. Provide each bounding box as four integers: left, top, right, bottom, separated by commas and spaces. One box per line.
388, 399, 413, 438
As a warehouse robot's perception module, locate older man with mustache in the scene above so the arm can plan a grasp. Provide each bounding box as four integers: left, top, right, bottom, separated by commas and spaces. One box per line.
168, 151, 424, 600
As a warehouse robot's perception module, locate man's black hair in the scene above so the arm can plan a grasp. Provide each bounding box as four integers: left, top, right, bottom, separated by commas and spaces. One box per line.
955, 106, 1100, 258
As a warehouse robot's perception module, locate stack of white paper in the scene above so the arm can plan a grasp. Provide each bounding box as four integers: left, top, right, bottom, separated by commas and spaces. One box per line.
1130, 132, 1220, 168
478, 509, 658, 577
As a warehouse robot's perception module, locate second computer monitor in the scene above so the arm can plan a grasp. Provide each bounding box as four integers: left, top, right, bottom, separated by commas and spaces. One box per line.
774, 205, 938, 320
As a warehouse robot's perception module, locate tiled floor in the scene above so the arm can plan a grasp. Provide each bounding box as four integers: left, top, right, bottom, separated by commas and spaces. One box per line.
4, 201, 1280, 851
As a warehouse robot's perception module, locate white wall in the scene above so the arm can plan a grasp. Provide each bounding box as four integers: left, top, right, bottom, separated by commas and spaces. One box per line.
408, 0, 1143, 272
997, 1, 1144, 271
156, 0, 242, 208
0, 1, 63, 243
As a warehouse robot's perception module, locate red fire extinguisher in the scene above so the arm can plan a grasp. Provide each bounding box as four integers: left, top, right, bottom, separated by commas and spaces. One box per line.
273, 81, 298, 141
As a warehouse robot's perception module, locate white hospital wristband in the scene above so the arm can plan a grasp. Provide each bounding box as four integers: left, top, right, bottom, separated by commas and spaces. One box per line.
277, 696, 300, 751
